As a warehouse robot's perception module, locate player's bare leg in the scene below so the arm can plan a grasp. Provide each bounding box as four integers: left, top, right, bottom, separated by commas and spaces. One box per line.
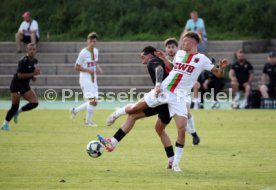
259, 84, 269, 98
192, 81, 201, 109
30, 32, 37, 44
172, 115, 187, 172
106, 98, 149, 126
15, 32, 23, 53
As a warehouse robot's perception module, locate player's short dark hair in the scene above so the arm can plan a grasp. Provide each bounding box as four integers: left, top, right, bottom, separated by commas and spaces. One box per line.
141, 46, 157, 56
183, 32, 200, 44
164, 38, 178, 47
87, 32, 97, 40
268, 51, 276, 57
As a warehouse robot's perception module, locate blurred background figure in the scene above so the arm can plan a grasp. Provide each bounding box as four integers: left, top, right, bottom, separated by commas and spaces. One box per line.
15, 11, 39, 53
184, 10, 207, 54
201, 58, 225, 109
164, 37, 178, 62
192, 58, 225, 109
259, 51, 276, 99
229, 49, 254, 109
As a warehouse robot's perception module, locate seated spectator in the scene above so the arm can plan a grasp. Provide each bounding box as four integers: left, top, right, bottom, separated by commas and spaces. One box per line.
184, 10, 207, 54
15, 11, 39, 53
259, 51, 276, 98
201, 58, 225, 109
192, 58, 225, 109
191, 73, 206, 109
229, 49, 254, 109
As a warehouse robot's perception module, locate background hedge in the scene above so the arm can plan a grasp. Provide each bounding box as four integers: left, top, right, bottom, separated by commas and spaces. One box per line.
0, 0, 275, 41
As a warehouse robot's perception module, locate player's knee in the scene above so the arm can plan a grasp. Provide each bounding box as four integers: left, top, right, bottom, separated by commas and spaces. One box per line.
155, 124, 166, 136
194, 81, 200, 89
259, 85, 267, 92
177, 126, 186, 136
245, 84, 251, 91
231, 82, 238, 88
89, 100, 97, 106
127, 103, 139, 114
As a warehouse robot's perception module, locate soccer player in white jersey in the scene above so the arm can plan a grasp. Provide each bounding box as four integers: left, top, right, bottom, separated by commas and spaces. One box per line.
101, 32, 229, 172
164, 37, 200, 145
70, 32, 103, 127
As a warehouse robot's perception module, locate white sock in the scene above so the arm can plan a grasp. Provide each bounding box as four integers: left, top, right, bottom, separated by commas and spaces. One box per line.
86, 104, 94, 124
113, 106, 127, 118
173, 146, 184, 166
192, 98, 200, 103
234, 92, 240, 101
110, 137, 118, 147
186, 116, 196, 134
75, 102, 88, 113
3, 120, 9, 125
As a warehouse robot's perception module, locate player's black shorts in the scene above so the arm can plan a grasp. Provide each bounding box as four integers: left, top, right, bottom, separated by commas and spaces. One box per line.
267, 83, 276, 97
238, 82, 251, 91
143, 104, 171, 124
22, 35, 39, 44
10, 81, 31, 94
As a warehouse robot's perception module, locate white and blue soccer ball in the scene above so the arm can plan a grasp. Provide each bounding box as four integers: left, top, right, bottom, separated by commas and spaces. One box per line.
86, 140, 104, 158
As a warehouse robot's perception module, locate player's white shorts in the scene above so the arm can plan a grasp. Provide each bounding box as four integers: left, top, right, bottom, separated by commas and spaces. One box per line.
144, 89, 187, 118
79, 78, 98, 99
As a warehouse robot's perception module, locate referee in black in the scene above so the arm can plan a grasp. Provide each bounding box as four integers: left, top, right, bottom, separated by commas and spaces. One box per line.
1, 43, 40, 131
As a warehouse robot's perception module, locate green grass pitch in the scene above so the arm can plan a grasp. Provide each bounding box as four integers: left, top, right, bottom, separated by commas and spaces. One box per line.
0, 109, 275, 190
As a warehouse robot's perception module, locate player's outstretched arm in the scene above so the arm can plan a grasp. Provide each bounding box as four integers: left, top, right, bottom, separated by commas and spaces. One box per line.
154, 51, 173, 71
211, 59, 229, 78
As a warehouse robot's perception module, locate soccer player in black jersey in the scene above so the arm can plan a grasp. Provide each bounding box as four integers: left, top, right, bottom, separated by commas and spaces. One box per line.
1, 43, 40, 131
259, 51, 276, 98
99, 46, 175, 168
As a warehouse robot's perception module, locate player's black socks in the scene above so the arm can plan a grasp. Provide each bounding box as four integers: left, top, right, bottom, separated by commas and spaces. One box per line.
175, 142, 184, 148
21, 102, 39, 112
192, 132, 200, 145
191, 132, 198, 138
5, 104, 19, 122
113, 128, 126, 142
164, 146, 174, 158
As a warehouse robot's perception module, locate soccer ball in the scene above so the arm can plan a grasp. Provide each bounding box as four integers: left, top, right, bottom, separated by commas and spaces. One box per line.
86, 140, 104, 158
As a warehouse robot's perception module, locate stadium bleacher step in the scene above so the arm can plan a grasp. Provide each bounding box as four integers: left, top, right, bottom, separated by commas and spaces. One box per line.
0, 40, 275, 95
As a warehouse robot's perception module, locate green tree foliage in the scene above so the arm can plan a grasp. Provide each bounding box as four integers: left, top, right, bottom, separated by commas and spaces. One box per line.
0, 0, 275, 41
